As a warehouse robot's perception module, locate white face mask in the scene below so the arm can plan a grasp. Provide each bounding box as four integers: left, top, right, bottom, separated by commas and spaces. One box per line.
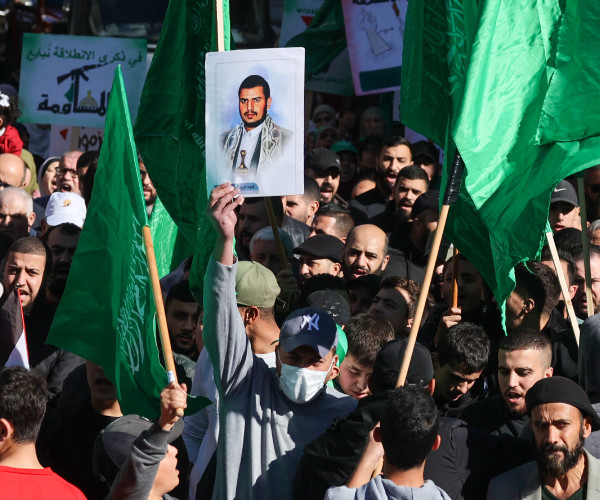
279, 358, 334, 404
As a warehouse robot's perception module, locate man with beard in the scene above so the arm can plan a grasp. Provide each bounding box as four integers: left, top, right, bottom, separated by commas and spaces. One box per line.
349, 136, 412, 222
305, 148, 344, 207
370, 165, 430, 232
222, 75, 292, 175
44, 223, 81, 304
584, 166, 600, 223
488, 377, 600, 499
234, 197, 270, 260
140, 159, 157, 216
1, 236, 83, 400
341, 225, 389, 283
165, 280, 201, 361
461, 331, 553, 437
0, 187, 36, 241
573, 245, 600, 319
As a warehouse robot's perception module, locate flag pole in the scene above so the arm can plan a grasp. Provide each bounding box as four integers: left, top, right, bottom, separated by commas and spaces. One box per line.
545, 227, 580, 345
142, 225, 184, 417
396, 152, 464, 388
577, 174, 594, 317
451, 247, 460, 308
215, 0, 225, 51
265, 198, 289, 270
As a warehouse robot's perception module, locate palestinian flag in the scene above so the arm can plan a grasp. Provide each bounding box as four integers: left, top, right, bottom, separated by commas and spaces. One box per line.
0, 288, 29, 369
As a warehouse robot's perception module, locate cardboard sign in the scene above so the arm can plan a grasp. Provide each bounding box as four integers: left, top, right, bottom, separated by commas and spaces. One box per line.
205, 48, 305, 197
342, 0, 407, 95
19, 34, 146, 127
280, 0, 354, 96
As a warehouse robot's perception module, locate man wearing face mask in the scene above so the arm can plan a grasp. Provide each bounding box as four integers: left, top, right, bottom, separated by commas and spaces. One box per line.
205, 183, 357, 500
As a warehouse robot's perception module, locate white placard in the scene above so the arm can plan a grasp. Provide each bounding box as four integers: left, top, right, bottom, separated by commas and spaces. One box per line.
19, 34, 146, 127
205, 48, 305, 197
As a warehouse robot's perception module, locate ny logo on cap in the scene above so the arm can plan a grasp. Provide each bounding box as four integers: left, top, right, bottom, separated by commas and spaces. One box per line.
301, 313, 320, 331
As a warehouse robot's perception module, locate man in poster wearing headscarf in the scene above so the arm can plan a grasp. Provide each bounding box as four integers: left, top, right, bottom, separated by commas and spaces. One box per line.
222, 75, 292, 177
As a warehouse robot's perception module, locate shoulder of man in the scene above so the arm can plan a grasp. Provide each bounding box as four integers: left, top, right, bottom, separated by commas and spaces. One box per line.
487, 460, 539, 499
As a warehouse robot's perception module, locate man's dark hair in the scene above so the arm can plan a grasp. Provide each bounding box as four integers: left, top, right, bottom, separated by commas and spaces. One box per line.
8, 236, 47, 257
43, 222, 81, 243
76, 150, 99, 171
165, 280, 198, 311
437, 322, 490, 374
499, 330, 553, 369
239, 75, 270, 100
514, 262, 560, 315
554, 228, 583, 255
380, 275, 426, 320
396, 165, 430, 185
344, 313, 394, 366
380, 385, 439, 470
0, 367, 47, 443
302, 176, 321, 204
540, 246, 575, 286
379, 136, 411, 153
314, 204, 355, 238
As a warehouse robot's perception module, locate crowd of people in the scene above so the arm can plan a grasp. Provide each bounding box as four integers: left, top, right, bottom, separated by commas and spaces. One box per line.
1, 75, 600, 500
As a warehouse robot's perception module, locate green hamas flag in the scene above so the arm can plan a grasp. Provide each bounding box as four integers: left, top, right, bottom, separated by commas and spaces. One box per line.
400, 0, 478, 148
135, 0, 231, 292
286, 0, 347, 81
447, 0, 600, 307
48, 67, 210, 418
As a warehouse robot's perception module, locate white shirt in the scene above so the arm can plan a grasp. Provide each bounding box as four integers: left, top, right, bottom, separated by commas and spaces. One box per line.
233, 123, 263, 170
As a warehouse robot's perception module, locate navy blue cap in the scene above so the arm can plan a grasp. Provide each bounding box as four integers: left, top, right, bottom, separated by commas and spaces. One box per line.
279, 307, 338, 357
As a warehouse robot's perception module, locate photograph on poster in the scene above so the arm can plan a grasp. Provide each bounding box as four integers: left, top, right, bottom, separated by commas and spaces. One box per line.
205, 48, 304, 197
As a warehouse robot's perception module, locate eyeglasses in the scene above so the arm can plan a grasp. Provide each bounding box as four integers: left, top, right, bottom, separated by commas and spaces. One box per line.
58, 167, 77, 178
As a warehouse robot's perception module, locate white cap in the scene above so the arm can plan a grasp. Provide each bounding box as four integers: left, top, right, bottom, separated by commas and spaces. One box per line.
45, 192, 86, 228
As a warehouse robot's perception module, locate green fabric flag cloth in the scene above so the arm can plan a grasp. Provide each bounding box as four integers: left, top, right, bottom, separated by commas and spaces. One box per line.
286, 0, 347, 81
134, 0, 231, 295
400, 0, 478, 148
448, 0, 600, 307
48, 67, 210, 419
148, 196, 193, 279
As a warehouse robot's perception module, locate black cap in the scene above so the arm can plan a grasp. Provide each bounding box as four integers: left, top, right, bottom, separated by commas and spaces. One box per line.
306, 148, 342, 175
370, 339, 434, 391
411, 190, 440, 219
347, 274, 381, 296
304, 289, 351, 326
526, 376, 600, 431
93, 415, 183, 484
294, 234, 344, 263
411, 141, 439, 163
551, 180, 578, 207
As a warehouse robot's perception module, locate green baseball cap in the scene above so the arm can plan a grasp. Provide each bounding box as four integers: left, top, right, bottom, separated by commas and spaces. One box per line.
235, 261, 281, 308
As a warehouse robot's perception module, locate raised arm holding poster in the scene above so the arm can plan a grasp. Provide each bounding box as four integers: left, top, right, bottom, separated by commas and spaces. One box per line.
205, 48, 305, 197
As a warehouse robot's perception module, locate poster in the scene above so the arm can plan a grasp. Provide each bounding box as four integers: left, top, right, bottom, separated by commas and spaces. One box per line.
342, 0, 407, 95
205, 48, 305, 197
280, 0, 354, 96
49, 125, 104, 157
19, 34, 147, 127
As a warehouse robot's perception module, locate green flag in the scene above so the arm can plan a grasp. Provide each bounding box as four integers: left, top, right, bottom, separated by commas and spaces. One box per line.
148, 196, 193, 278
48, 67, 209, 418
286, 0, 347, 81
135, 0, 231, 294
400, 0, 478, 148
448, 0, 600, 307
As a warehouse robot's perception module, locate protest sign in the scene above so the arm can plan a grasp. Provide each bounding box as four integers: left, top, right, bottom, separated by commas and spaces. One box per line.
341, 0, 407, 95
280, 0, 353, 96
19, 34, 146, 127
49, 125, 104, 156
205, 48, 305, 197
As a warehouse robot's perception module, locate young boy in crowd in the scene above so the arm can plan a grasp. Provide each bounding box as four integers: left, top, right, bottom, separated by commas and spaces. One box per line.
334, 314, 395, 399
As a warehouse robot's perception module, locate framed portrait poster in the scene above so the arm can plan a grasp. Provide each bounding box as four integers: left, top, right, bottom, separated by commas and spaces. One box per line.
205, 48, 305, 197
